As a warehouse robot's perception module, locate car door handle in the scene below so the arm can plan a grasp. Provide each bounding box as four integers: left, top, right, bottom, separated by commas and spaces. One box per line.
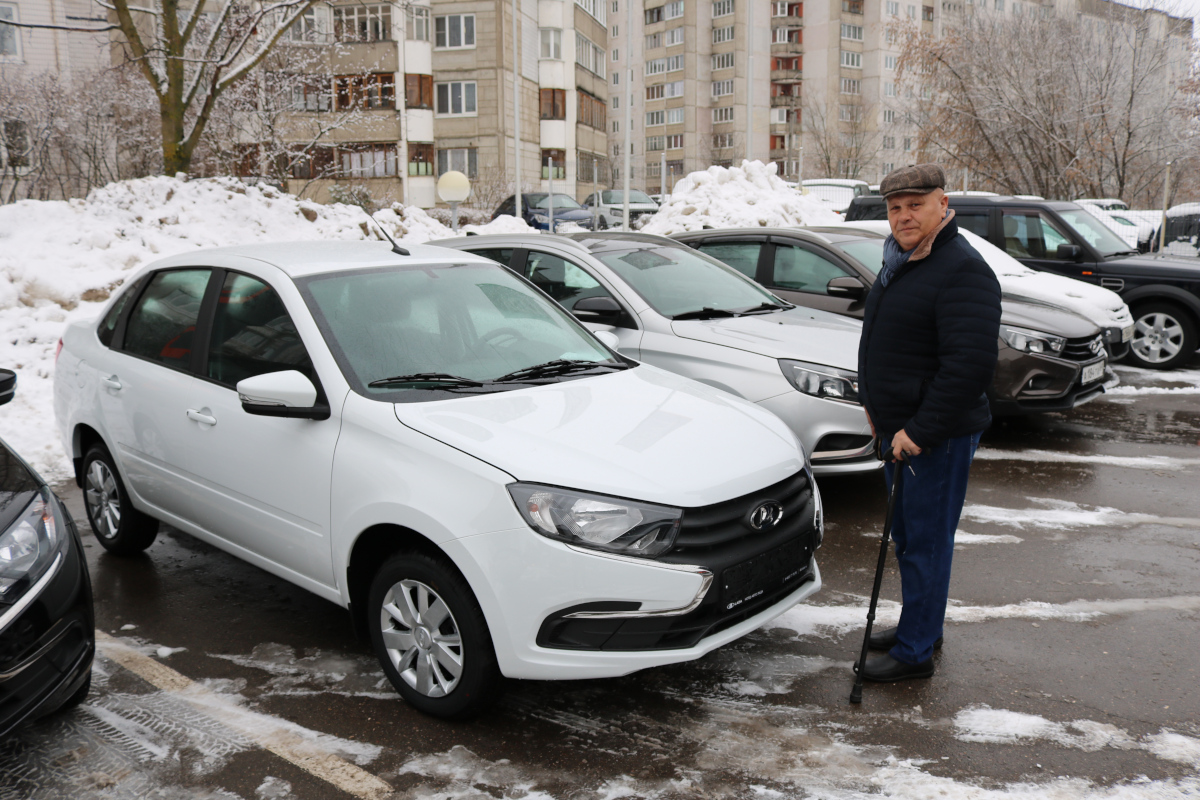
102, 375, 122, 390
186, 409, 217, 426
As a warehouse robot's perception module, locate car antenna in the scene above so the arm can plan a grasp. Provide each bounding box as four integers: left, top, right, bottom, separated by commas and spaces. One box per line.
363, 210, 409, 256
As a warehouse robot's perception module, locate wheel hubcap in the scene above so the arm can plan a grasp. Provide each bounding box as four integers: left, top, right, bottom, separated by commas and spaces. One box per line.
379, 579, 464, 697
1131, 312, 1184, 364
84, 460, 121, 540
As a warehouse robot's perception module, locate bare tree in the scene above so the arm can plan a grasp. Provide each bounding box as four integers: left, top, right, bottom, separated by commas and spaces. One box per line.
801, 89, 882, 179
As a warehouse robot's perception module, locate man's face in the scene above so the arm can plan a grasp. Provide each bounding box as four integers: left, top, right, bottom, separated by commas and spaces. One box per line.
886, 189, 948, 251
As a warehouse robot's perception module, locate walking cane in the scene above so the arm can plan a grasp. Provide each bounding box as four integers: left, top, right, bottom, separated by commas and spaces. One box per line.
849, 453, 908, 704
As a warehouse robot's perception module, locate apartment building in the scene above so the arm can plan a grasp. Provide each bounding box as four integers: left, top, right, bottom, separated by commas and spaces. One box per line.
261, 0, 610, 207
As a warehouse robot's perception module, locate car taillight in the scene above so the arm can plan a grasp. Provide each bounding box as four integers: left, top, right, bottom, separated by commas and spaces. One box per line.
55, 339, 63, 362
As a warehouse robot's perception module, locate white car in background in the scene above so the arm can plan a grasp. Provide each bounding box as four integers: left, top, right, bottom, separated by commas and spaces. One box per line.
54, 241, 825, 719
801, 179, 871, 214
434, 232, 879, 475
581, 190, 660, 230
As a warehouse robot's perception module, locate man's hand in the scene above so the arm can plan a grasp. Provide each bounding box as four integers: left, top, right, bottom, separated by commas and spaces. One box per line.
891, 429, 922, 462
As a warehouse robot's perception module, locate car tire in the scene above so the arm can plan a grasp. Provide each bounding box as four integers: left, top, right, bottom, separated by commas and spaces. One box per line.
1125, 302, 1198, 370
598, 216, 609, 230
82, 444, 159, 555
368, 552, 502, 720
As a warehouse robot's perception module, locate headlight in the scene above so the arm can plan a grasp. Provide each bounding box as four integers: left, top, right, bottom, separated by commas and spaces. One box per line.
508, 483, 681, 557
0, 492, 64, 603
610, 208, 625, 218
779, 359, 860, 404
1000, 325, 1066, 355
531, 213, 549, 224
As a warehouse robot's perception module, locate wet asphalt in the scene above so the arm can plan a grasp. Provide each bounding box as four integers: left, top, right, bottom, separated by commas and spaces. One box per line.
2, 356, 1198, 799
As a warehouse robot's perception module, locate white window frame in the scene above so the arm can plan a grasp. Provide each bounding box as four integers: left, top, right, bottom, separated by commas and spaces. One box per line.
840, 78, 860, 94
646, 135, 665, 151
712, 79, 734, 97
435, 81, 478, 116
841, 50, 862, 68
647, 110, 665, 126
841, 23, 863, 40
540, 28, 562, 59
437, 148, 478, 178
884, 82, 896, 97
666, 134, 683, 149
340, 145, 398, 178
712, 52, 734, 70
665, 80, 685, 97
665, 0, 685, 19
886, 0, 899, 13
772, 1, 789, 15
646, 58, 667, 75
646, 32, 662, 48
406, 7, 430, 41
882, 109, 896, 123
0, 4, 21, 60
333, 4, 392, 43
714, 106, 735, 123
666, 26, 685, 45
666, 54, 684, 71
769, 108, 787, 124
713, 25, 734, 43
713, 132, 734, 148
577, 0, 607, 23
434, 14, 476, 49
884, 54, 897, 70
612, 48, 619, 61
667, 107, 684, 124
713, 0, 735, 16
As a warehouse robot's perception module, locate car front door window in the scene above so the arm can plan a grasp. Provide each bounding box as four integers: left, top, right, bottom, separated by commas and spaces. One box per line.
207, 272, 318, 389
695, 242, 763, 279
121, 269, 211, 371
525, 251, 617, 311
771, 245, 851, 293
1002, 211, 1074, 260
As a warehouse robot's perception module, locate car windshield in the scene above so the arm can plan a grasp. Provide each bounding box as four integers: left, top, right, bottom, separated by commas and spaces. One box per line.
1058, 208, 1135, 256
299, 263, 620, 400
601, 190, 655, 205
835, 239, 885, 275
594, 243, 785, 318
531, 194, 583, 210
805, 185, 856, 208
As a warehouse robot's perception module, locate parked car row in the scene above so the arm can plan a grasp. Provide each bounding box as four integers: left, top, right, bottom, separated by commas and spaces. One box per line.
491, 191, 662, 232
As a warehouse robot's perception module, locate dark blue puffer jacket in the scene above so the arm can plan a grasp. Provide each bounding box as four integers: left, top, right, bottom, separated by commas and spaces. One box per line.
857, 216, 1002, 448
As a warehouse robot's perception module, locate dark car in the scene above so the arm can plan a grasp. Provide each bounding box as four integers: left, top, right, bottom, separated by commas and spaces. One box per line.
492, 193, 596, 232
672, 228, 1117, 416
0, 369, 95, 737
846, 195, 1200, 370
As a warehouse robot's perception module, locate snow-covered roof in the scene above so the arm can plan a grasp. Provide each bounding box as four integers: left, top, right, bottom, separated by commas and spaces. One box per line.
1166, 203, 1200, 218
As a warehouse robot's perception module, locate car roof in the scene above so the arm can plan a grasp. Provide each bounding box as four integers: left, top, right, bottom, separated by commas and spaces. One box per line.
670, 227, 846, 246
142, 240, 497, 279
853, 195, 1080, 210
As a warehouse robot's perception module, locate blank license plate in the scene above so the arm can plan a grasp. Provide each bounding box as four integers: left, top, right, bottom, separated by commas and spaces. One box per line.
1082, 360, 1105, 384
1122, 325, 1134, 342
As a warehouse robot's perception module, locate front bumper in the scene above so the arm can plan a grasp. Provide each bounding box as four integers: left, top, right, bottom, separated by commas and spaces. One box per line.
990, 349, 1117, 416
0, 498, 95, 737
1104, 325, 1133, 360
756, 391, 880, 475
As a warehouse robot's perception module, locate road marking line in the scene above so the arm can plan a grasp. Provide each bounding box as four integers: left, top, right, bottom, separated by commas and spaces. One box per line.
95, 632, 393, 800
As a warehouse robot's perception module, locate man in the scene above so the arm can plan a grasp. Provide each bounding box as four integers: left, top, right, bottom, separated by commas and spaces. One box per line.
856, 164, 1001, 682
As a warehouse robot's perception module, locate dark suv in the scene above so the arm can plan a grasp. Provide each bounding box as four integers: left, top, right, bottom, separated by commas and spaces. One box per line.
847, 195, 1200, 370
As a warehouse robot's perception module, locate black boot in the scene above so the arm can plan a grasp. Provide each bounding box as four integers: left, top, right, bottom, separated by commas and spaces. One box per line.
856, 653, 935, 682
868, 627, 943, 652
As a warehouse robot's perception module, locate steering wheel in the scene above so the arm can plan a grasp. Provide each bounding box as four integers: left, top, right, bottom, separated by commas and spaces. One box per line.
481, 326, 527, 348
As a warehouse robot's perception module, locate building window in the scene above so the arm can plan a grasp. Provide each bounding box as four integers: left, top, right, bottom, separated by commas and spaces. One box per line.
922, 5, 934, 19
646, 135, 665, 151
576, 0, 607, 23
714, 0, 734, 16
288, 8, 323, 42
338, 144, 397, 177
578, 152, 607, 184
335, 73, 396, 110
713, 106, 734, 123
666, 55, 684, 71
333, 5, 392, 42
772, 1, 789, 15
769, 107, 788, 123
713, 25, 734, 43
438, 148, 478, 178
881, 136, 895, 149
840, 78, 860, 94
882, 109, 896, 123
406, 7, 430, 41
886, 0, 899, 12
613, 122, 620, 133
667, 107, 684, 124
647, 161, 662, 179
540, 28, 562, 59
839, 104, 862, 121
1, 120, 28, 167
576, 33, 606, 77
613, 72, 619, 84
612, 48, 619, 61
666, 26, 685, 45
712, 79, 734, 97
645, 6, 664, 23
773, 27, 801, 43
665, 80, 684, 97
841, 51, 862, 68
666, 134, 683, 149
883, 162, 895, 174
613, 0, 618, 9
884, 54, 897, 70
541, 149, 566, 179
884, 82, 896, 97
646, 84, 665, 100
646, 58, 667, 75
435, 14, 475, 48
612, 24, 618, 35
712, 52, 735, 70
843, 0, 863, 11
408, 142, 434, 176
290, 77, 333, 112
405, 74, 434, 109
903, 137, 912, 151
435, 81, 477, 115
612, 96, 619, 109
647, 110, 665, 126
579, 90, 606, 129
713, 133, 734, 149
540, 89, 566, 120
840, 23, 863, 40
665, 0, 685, 19
646, 32, 662, 48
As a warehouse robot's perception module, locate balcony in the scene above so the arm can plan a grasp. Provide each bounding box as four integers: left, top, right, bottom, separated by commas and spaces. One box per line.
770, 41, 803, 55
771, 95, 802, 108
771, 69, 803, 83
770, 16, 803, 26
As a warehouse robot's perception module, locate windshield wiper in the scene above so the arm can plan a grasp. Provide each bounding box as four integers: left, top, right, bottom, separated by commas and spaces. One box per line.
735, 301, 792, 314
671, 307, 740, 321
494, 359, 624, 382
368, 372, 486, 388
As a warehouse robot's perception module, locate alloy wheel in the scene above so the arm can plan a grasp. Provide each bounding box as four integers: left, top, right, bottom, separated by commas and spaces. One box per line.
85, 460, 121, 540
1131, 311, 1184, 364
379, 579, 464, 697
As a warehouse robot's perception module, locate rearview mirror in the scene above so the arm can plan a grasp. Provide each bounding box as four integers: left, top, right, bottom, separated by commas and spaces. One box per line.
572, 295, 625, 322
1057, 243, 1083, 260
237, 370, 329, 420
826, 276, 867, 300
0, 369, 15, 407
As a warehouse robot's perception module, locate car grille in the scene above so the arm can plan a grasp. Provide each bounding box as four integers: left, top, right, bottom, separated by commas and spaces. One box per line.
1061, 334, 1105, 362
672, 471, 811, 551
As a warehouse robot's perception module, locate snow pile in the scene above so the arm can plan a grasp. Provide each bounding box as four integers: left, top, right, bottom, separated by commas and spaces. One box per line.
640, 160, 841, 235
0, 174, 533, 480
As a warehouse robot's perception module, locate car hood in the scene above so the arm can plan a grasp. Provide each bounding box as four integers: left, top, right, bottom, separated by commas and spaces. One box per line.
393, 365, 805, 508
1001, 299, 1097, 339
1105, 253, 1200, 277
670, 307, 862, 370
532, 208, 592, 220
998, 271, 1131, 329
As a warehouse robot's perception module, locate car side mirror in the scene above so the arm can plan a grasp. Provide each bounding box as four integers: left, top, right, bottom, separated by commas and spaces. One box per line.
1057, 243, 1083, 260
572, 295, 625, 322
0, 369, 15, 407
237, 370, 329, 420
826, 276, 866, 299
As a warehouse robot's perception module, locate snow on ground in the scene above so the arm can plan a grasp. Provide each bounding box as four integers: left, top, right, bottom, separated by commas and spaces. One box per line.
960, 497, 1200, 531
972, 448, 1200, 471
640, 160, 841, 235
0, 175, 534, 481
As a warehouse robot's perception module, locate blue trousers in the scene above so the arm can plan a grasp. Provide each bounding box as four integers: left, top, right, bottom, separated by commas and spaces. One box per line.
881, 431, 981, 664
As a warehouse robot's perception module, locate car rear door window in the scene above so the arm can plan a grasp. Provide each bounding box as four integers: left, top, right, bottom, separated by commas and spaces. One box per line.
97, 282, 139, 348
771, 245, 852, 293
470, 248, 517, 270
524, 251, 618, 310
1001, 211, 1074, 259
954, 211, 990, 238
120, 269, 211, 372
206, 272, 316, 388
694, 242, 763, 279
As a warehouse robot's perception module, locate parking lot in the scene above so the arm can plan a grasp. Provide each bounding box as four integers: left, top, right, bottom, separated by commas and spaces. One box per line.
1, 358, 1198, 800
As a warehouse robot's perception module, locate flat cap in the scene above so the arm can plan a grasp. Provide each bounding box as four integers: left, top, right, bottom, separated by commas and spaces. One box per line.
880, 163, 946, 199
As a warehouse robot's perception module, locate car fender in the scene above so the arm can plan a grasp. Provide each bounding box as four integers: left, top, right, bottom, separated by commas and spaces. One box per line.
1120, 283, 1200, 323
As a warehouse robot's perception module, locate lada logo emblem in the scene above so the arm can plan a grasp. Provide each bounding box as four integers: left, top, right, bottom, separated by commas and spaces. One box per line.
747, 501, 784, 531
1090, 337, 1104, 355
